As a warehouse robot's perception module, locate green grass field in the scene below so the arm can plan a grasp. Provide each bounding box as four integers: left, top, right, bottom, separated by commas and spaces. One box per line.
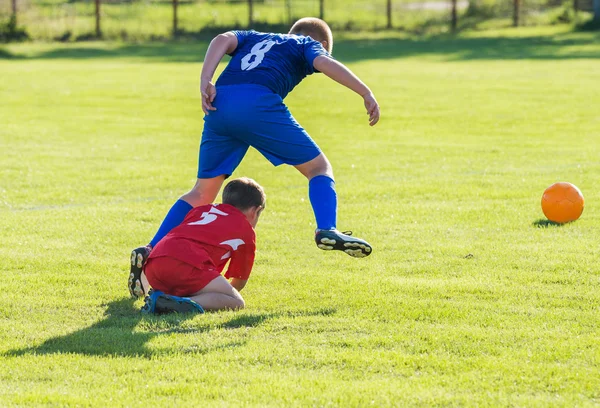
1, 26, 600, 406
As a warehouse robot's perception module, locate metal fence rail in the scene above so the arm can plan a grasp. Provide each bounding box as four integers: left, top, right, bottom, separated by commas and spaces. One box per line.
1, 0, 599, 41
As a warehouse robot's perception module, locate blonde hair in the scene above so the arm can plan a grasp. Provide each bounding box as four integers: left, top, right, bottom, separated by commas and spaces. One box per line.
289, 17, 333, 54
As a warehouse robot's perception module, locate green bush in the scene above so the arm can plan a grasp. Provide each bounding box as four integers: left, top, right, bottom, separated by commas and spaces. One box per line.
0, 16, 29, 42
465, 0, 502, 19
548, 3, 576, 24
577, 16, 600, 31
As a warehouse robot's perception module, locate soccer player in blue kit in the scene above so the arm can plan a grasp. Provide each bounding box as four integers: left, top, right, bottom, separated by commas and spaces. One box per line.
128, 17, 380, 299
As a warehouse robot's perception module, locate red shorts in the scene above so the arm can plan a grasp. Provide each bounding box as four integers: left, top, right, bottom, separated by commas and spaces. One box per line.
144, 256, 221, 297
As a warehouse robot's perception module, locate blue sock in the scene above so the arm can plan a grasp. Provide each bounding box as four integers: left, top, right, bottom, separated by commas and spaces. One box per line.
149, 199, 193, 247
308, 175, 337, 230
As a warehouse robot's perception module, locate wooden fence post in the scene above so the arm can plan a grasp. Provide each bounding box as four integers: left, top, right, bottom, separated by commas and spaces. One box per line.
451, 0, 457, 32
285, 0, 292, 24
319, 0, 324, 19
172, 0, 178, 35
11, 0, 17, 25
95, 0, 101, 37
513, 0, 520, 27
387, 0, 392, 28
248, 0, 254, 27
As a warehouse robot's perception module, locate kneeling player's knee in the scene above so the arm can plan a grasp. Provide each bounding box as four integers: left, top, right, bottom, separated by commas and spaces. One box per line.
224, 296, 245, 310
234, 298, 246, 310
233, 291, 246, 309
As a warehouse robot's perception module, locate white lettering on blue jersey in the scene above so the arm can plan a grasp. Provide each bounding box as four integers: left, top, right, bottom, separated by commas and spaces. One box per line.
241, 40, 277, 71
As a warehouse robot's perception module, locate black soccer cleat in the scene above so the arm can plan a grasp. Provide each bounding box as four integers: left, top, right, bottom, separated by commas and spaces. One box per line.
315, 229, 373, 258
141, 289, 204, 315
129, 245, 151, 299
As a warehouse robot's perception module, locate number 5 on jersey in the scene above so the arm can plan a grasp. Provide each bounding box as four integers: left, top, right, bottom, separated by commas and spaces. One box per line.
188, 206, 229, 226
241, 40, 276, 71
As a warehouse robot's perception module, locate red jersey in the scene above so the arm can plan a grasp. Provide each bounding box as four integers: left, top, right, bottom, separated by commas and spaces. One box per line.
148, 204, 256, 280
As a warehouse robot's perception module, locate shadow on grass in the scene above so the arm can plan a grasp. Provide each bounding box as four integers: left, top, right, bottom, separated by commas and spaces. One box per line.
3, 297, 336, 358
336, 33, 600, 62
532, 218, 565, 228
0, 48, 16, 59
1, 30, 600, 62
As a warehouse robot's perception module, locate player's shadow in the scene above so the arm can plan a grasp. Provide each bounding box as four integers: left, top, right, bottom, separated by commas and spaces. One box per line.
4, 297, 196, 358
532, 218, 565, 228
3, 298, 336, 358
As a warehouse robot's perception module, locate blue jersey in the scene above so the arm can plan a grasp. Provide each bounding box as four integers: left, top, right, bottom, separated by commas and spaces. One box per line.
216, 30, 330, 99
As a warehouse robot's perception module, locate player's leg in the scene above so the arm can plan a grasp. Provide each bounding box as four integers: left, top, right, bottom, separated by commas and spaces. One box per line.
294, 155, 372, 258
188, 275, 245, 311
141, 257, 206, 315
294, 153, 336, 230
148, 176, 225, 248
142, 276, 244, 314
140, 271, 150, 293
142, 258, 242, 313
238, 94, 372, 258
129, 126, 249, 299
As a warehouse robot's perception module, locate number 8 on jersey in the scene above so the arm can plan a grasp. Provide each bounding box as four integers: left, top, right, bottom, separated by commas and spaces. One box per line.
241, 40, 277, 71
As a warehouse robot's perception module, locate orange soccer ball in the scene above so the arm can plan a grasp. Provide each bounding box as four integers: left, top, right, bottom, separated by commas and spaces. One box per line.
541, 182, 584, 224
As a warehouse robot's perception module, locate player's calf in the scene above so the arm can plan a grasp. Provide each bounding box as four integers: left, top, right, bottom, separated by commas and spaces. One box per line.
315, 229, 372, 258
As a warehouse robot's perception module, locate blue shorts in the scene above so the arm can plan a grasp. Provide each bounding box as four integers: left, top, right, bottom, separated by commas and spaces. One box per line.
198, 84, 321, 179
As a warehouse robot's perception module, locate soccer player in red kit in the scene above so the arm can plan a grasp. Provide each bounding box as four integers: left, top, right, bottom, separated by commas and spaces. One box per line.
139, 177, 265, 314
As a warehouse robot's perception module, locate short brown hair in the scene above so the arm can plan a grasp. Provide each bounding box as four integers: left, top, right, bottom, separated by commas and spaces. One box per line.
222, 177, 266, 211
289, 17, 333, 54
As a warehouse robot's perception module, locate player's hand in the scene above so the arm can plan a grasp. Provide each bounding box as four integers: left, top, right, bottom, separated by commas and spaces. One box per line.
200, 80, 217, 115
362, 92, 380, 126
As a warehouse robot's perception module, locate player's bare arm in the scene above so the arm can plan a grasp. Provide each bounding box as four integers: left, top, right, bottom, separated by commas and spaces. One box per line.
200, 32, 238, 115
313, 55, 380, 126
230, 278, 248, 291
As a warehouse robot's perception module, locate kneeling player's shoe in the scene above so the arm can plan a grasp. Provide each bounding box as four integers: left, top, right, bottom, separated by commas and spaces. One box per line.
141, 289, 204, 315
129, 245, 151, 299
315, 229, 373, 258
